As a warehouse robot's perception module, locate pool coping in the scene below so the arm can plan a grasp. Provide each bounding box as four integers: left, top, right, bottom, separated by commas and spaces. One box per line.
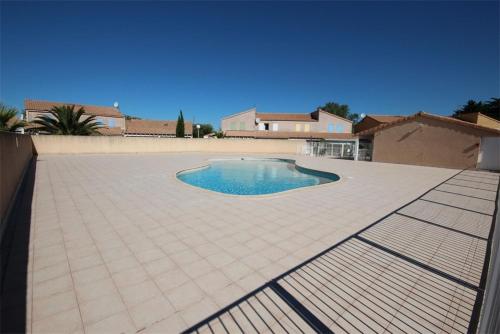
171, 156, 346, 199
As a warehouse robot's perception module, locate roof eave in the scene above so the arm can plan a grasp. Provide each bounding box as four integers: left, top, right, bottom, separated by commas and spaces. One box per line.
358, 112, 500, 136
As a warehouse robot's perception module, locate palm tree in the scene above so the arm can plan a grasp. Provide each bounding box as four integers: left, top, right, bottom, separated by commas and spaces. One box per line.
32, 105, 102, 135
452, 100, 486, 118
0, 103, 26, 132
484, 97, 500, 120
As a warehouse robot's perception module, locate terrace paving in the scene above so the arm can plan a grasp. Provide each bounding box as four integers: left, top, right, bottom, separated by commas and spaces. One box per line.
1, 153, 497, 333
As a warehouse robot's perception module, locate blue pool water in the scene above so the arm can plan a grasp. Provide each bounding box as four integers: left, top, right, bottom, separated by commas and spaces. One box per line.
177, 159, 339, 195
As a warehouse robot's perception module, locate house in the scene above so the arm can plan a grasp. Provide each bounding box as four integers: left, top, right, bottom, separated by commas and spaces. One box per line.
455, 112, 500, 130
354, 115, 405, 133
124, 119, 193, 138
358, 112, 500, 169
221, 107, 352, 139
24, 99, 125, 135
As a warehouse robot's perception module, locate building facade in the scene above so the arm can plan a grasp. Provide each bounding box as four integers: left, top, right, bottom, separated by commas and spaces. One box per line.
24, 99, 125, 135
358, 112, 500, 169
221, 108, 352, 139
24, 99, 193, 137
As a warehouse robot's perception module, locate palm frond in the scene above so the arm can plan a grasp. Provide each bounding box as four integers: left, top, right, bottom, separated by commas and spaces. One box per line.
9, 120, 26, 132
0, 102, 23, 132
33, 104, 102, 135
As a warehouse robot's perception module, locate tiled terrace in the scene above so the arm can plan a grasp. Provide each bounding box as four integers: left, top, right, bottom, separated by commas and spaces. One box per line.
183, 170, 498, 334
1, 154, 497, 333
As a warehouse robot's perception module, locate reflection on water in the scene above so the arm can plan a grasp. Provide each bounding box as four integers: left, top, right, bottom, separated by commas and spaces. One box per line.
177, 159, 339, 195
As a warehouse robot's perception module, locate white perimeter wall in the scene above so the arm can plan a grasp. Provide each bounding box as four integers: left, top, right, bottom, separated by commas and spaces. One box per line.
478, 137, 500, 170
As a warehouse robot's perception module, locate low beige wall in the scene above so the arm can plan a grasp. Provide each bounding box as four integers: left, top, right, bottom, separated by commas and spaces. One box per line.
31, 135, 305, 155
0, 133, 33, 229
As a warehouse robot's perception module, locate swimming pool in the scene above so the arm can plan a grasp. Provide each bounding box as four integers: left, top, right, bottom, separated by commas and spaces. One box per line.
176, 158, 339, 195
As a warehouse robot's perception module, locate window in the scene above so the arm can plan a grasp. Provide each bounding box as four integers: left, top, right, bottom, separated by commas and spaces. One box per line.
272, 123, 279, 131
264, 123, 270, 131
295, 124, 302, 132
328, 123, 334, 133
230, 122, 237, 130
304, 124, 310, 132
97, 117, 106, 126
109, 119, 115, 128
258, 123, 265, 131
336, 124, 345, 133
239, 122, 246, 130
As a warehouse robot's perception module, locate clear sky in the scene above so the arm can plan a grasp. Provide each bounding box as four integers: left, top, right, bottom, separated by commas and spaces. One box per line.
1, 1, 498, 127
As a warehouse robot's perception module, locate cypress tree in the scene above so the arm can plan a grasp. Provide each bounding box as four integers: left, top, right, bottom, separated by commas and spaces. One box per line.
176, 110, 185, 137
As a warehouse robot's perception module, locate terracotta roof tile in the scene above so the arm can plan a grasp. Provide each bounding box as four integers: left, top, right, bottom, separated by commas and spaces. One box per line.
256, 113, 316, 122
357, 112, 500, 136
224, 130, 355, 140
24, 99, 123, 118
125, 119, 193, 136
367, 115, 405, 123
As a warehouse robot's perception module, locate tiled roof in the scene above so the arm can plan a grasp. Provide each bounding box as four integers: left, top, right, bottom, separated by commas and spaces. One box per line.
224, 130, 355, 140
358, 111, 500, 136
125, 119, 193, 135
256, 113, 316, 122
24, 123, 123, 136
366, 115, 405, 123
24, 99, 123, 118
97, 127, 123, 136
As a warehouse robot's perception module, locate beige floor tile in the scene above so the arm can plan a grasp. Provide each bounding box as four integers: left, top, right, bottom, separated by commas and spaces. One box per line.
68, 254, 103, 272
72, 264, 109, 287
193, 242, 221, 257
195, 270, 231, 295
142, 313, 187, 334
182, 259, 215, 279
112, 266, 149, 288
165, 281, 205, 311
128, 295, 175, 330
22, 154, 491, 333
79, 292, 126, 325
180, 297, 219, 328
221, 261, 253, 281
119, 279, 161, 308
170, 249, 203, 265
236, 272, 267, 293
212, 283, 246, 307
205, 252, 236, 268
143, 257, 176, 277
84, 311, 136, 334
32, 290, 78, 321
32, 307, 82, 334
32, 260, 70, 285
154, 268, 191, 292
75, 277, 118, 304
33, 252, 67, 271
240, 253, 272, 270
105, 256, 140, 274
33, 274, 73, 300
135, 248, 166, 264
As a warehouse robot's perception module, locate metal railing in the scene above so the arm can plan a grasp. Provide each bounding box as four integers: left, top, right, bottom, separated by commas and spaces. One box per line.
301, 141, 356, 159
300, 141, 375, 161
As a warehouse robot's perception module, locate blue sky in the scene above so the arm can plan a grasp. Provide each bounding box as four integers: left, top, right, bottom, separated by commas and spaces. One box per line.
1, 1, 498, 127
